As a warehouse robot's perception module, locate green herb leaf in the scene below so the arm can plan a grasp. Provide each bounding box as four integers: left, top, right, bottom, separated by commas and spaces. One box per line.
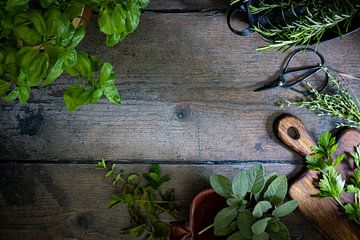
28, 52, 49, 86
227, 231, 247, 240
214, 207, 238, 233
267, 221, 289, 240
263, 176, 287, 206
237, 209, 255, 239
0, 80, 10, 96
252, 201, 272, 218
251, 217, 271, 235
16, 47, 38, 68
272, 200, 298, 218
70, 25, 86, 49
248, 164, 265, 194
233, 170, 249, 199
2, 87, 19, 102
13, 25, 42, 46
253, 232, 269, 240
98, 7, 115, 35
63, 84, 89, 112
43, 58, 63, 86
28, 10, 46, 35
39, 0, 54, 8
5, 0, 29, 12
210, 174, 233, 198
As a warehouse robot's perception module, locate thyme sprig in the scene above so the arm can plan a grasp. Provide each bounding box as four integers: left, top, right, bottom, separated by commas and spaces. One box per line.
278, 66, 360, 129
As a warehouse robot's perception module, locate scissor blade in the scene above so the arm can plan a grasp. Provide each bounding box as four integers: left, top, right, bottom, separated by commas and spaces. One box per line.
254, 81, 280, 92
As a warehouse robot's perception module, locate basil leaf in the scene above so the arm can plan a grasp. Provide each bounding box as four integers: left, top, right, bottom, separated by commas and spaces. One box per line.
2, 87, 19, 102
63, 49, 77, 67
99, 62, 113, 83
102, 77, 120, 104
232, 170, 249, 199
64, 0, 84, 20
214, 207, 237, 234
248, 164, 265, 194
39, 0, 55, 8
43, 58, 63, 86
88, 88, 103, 103
0, 80, 10, 96
251, 217, 271, 235
46, 9, 69, 38
13, 26, 42, 46
112, 4, 126, 33
263, 176, 288, 206
5, 0, 29, 12
74, 51, 93, 79
106, 32, 126, 47
28, 10, 46, 35
98, 7, 115, 35
237, 209, 255, 239
59, 25, 75, 47
252, 201, 272, 218
28, 52, 49, 86
69, 25, 85, 48
0, 64, 4, 76
16, 47, 38, 68
125, 2, 140, 33
5, 44, 17, 64
272, 200, 298, 218
137, 0, 150, 8
13, 12, 30, 26
210, 174, 233, 198
63, 84, 89, 112
0, 51, 5, 63
19, 85, 30, 104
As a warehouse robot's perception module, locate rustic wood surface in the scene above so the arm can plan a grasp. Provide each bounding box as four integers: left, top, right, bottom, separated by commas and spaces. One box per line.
0, 0, 359, 239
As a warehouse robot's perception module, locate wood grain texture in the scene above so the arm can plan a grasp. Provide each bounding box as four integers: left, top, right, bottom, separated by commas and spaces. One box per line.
276, 115, 360, 240
1, 11, 359, 162
0, 163, 324, 240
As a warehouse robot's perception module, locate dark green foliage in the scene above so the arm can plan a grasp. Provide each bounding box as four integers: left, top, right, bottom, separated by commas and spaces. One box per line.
0, 0, 149, 111
97, 160, 181, 240
210, 164, 297, 240
306, 131, 360, 225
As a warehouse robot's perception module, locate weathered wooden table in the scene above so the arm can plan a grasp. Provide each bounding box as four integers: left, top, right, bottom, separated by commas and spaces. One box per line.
1, 1, 359, 239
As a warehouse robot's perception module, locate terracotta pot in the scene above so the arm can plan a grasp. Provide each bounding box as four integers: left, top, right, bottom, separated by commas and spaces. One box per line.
170, 189, 227, 240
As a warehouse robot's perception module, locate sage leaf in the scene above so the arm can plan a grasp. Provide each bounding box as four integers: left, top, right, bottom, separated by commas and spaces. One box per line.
210, 174, 233, 198
232, 170, 249, 199
248, 164, 265, 194
267, 221, 289, 240
228, 231, 247, 240
251, 217, 271, 235
214, 207, 238, 230
263, 176, 287, 206
252, 201, 272, 218
253, 232, 269, 240
272, 200, 298, 218
255, 173, 278, 201
237, 209, 255, 239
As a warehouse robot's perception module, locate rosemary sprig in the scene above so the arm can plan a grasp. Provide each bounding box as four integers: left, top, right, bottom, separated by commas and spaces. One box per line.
278, 66, 360, 129
250, 0, 359, 51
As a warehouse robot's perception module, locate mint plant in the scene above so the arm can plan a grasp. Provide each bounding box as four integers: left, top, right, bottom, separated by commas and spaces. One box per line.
209, 164, 298, 240
306, 131, 360, 224
0, 0, 149, 111
97, 160, 181, 240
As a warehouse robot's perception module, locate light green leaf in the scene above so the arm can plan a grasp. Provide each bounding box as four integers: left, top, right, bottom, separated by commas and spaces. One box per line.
63, 84, 89, 112
28, 52, 49, 86
99, 63, 113, 83
210, 174, 233, 198
272, 200, 298, 218
214, 207, 238, 231
253, 201, 272, 218
237, 209, 255, 239
232, 170, 249, 199
112, 4, 126, 33
251, 217, 271, 235
13, 26, 42, 46
70, 25, 86, 48
16, 47, 38, 68
19, 85, 30, 104
137, 0, 150, 8
263, 176, 288, 206
43, 58, 63, 86
63, 49, 77, 67
125, 2, 140, 33
64, 1, 84, 20
98, 7, 115, 35
46, 9, 69, 38
0, 80, 10, 96
127, 173, 139, 182
2, 87, 19, 102
106, 32, 126, 46
248, 164, 265, 194
28, 10, 46, 35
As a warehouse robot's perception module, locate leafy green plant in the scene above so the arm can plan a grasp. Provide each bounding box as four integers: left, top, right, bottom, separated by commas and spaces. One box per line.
0, 0, 149, 111
97, 160, 181, 240
242, 0, 359, 51
278, 66, 360, 129
306, 131, 360, 224
208, 164, 298, 240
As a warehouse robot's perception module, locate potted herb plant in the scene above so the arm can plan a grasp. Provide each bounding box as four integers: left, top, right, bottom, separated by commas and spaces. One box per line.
0, 0, 149, 111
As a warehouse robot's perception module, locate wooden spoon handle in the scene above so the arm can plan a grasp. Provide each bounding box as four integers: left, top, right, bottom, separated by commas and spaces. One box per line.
274, 114, 316, 157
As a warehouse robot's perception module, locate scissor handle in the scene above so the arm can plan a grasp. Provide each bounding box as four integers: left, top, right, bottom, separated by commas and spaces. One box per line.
227, 2, 253, 36
280, 48, 329, 93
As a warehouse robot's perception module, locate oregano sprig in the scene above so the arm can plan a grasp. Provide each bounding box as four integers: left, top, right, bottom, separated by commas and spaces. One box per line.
97, 160, 182, 240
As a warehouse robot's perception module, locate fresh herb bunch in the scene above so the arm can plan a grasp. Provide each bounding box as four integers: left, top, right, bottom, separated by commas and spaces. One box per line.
306, 131, 360, 224
278, 67, 360, 129
0, 0, 149, 111
209, 164, 298, 240
247, 0, 359, 51
97, 160, 181, 240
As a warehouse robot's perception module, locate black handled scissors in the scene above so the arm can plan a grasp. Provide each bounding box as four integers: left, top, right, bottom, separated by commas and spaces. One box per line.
254, 48, 329, 94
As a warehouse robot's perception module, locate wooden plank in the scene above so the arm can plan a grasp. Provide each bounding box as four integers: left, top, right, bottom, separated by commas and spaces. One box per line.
0, 163, 324, 240
146, 0, 228, 10
0, 13, 359, 162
